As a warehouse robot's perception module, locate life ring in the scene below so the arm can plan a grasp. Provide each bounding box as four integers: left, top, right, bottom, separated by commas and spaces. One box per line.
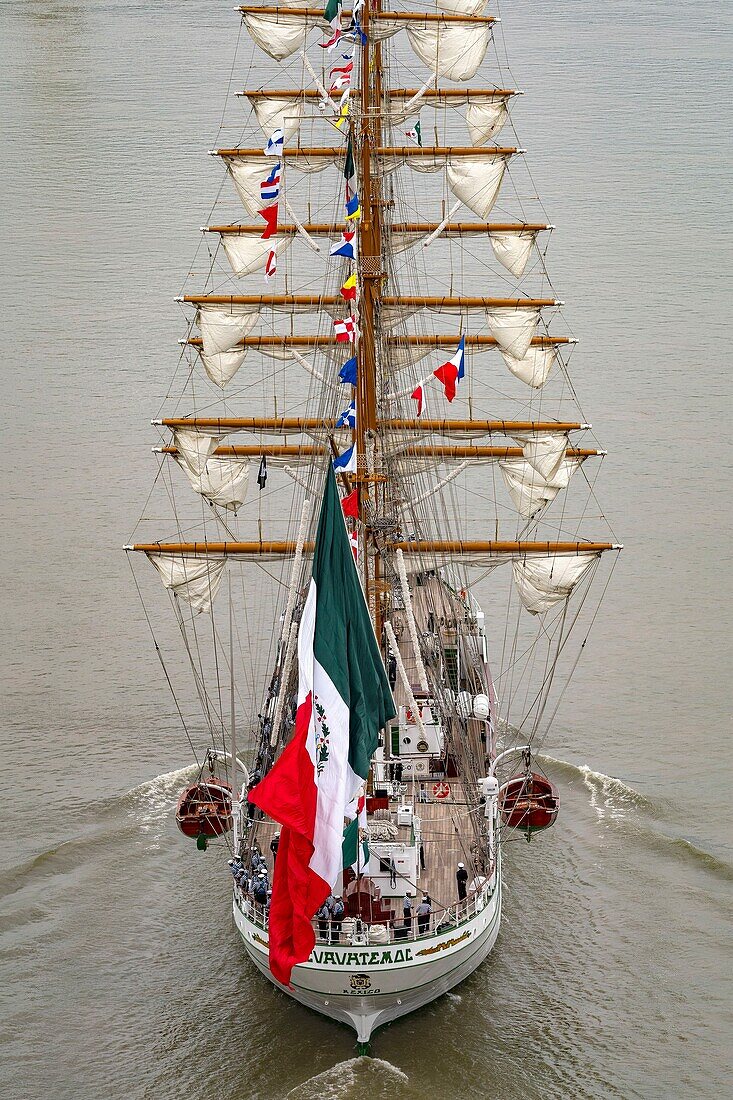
432, 781, 450, 801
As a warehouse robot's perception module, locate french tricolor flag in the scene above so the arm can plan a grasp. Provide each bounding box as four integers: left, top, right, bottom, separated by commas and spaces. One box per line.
433, 335, 466, 403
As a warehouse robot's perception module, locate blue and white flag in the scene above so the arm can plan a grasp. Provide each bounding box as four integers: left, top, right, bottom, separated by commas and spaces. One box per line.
339, 356, 357, 384
336, 401, 356, 429
264, 128, 284, 157
333, 444, 357, 473
330, 230, 356, 260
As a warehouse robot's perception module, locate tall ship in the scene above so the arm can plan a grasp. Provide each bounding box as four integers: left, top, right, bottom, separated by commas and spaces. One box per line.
126, 0, 620, 1050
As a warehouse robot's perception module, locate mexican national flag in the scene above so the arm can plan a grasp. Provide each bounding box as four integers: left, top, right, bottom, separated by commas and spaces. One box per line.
248, 467, 395, 985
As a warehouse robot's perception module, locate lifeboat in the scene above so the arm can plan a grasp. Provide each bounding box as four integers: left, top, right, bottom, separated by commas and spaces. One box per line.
176, 777, 233, 841
498, 772, 559, 833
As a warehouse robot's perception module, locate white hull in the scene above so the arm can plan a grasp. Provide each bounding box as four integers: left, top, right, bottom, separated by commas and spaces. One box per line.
234, 874, 501, 1043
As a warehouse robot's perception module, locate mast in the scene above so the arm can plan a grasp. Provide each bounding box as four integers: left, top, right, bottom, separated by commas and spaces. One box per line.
229, 572, 238, 848
355, 0, 383, 616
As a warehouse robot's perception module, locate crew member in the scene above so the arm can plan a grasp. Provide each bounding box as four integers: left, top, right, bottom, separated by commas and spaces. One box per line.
270, 831, 280, 863
252, 871, 268, 908
316, 898, 332, 941
416, 896, 432, 935
402, 894, 413, 929
456, 862, 469, 901
330, 895, 345, 942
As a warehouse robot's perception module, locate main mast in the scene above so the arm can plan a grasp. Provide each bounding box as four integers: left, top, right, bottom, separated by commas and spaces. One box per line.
355, 0, 384, 618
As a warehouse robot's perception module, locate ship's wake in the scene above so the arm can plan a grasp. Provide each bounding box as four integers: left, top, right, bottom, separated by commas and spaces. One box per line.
287, 1057, 409, 1099
538, 754, 733, 880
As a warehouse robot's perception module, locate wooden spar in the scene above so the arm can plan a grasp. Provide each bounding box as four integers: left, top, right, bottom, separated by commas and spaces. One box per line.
160, 444, 323, 457
127, 539, 617, 556
215, 146, 516, 157
237, 8, 495, 25
388, 223, 551, 233
394, 445, 600, 459
383, 296, 557, 308
208, 224, 342, 234
130, 541, 311, 555
382, 419, 585, 432
392, 541, 617, 555
161, 444, 600, 459
182, 294, 557, 307
158, 417, 584, 432
206, 222, 550, 234
240, 88, 519, 99
185, 335, 570, 348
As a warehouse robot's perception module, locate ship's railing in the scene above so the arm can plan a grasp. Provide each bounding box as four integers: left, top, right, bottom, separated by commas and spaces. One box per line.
234, 875, 497, 946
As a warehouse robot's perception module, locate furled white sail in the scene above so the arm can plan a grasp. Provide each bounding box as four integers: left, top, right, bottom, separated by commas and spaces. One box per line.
199, 347, 249, 388
512, 553, 599, 614
172, 428, 225, 476
485, 305, 540, 359
437, 0, 488, 15
224, 157, 281, 217
225, 152, 510, 224
197, 305, 260, 356
465, 98, 510, 145
499, 457, 582, 518
447, 156, 508, 219
241, 10, 324, 61
247, 95, 304, 140
501, 345, 556, 388
489, 230, 537, 277
390, 226, 536, 273
511, 430, 568, 481
389, 92, 509, 142
221, 234, 293, 278
148, 555, 226, 614
174, 454, 250, 511
405, 22, 493, 80
198, 302, 330, 355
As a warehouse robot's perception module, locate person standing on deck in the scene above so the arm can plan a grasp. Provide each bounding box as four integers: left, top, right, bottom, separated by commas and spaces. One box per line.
417, 896, 432, 935
402, 894, 413, 929
270, 831, 280, 864
330, 895, 344, 942
316, 898, 331, 941
456, 862, 469, 901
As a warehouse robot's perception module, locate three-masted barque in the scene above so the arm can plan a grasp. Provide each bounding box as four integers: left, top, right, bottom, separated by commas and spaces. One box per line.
126, 0, 620, 1048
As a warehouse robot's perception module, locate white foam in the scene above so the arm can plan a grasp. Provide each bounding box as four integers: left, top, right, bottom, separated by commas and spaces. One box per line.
287, 1057, 408, 1098
579, 764, 638, 822
126, 763, 199, 836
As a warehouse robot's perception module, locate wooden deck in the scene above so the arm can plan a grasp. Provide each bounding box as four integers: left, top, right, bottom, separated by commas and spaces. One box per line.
247, 777, 478, 919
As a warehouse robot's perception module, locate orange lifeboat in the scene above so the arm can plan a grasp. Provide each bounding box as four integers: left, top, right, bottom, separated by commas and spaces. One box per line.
499, 772, 559, 833
176, 777, 233, 843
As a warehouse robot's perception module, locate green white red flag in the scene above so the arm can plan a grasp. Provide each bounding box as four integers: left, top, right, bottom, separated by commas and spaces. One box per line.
248, 467, 395, 985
